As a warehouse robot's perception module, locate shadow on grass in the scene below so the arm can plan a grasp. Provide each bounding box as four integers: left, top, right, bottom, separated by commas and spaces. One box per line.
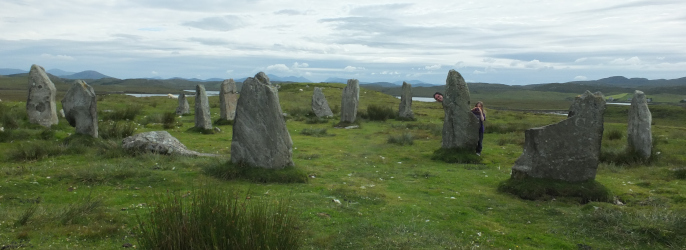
497, 177, 613, 204
186, 127, 216, 134
431, 148, 481, 164
214, 118, 234, 126
203, 161, 308, 184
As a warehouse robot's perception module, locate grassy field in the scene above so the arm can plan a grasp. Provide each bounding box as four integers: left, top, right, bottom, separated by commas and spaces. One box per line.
1, 82, 685, 249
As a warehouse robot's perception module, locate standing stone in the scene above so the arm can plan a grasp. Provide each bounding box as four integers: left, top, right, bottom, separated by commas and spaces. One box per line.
512, 90, 606, 182
219, 79, 238, 120
61, 80, 98, 138
311, 87, 333, 118
231, 72, 294, 169
442, 70, 480, 150
194, 85, 212, 130
340, 79, 359, 123
398, 81, 414, 120
175, 93, 190, 115
26, 64, 58, 127
628, 90, 652, 159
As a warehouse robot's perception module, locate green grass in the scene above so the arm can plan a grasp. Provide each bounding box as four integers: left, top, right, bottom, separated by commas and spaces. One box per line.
1, 83, 686, 249
498, 178, 613, 203
431, 147, 482, 164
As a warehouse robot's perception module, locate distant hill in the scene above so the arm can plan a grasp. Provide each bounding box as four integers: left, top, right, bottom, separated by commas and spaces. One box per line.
0, 68, 28, 75
60, 70, 113, 80
47, 69, 77, 76
267, 74, 311, 83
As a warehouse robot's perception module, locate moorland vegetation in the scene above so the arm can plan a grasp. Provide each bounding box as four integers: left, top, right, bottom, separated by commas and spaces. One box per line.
1, 75, 686, 249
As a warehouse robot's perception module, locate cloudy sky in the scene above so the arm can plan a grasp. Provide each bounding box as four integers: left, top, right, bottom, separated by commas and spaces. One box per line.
1, 0, 685, 85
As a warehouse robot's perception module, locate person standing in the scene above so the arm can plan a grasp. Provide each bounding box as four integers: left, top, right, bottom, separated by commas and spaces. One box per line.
471, 101, 486, 156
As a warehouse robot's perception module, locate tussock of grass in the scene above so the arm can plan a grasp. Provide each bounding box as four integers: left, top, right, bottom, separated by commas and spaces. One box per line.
204, 162, 308, 183
305, 116, 330, 124
58, 194, 104, 225
600, 147, 658, 166
137, 188, 302, 250
300, 128, 332, 137
387, 133, 413, 146
431, 148, 481, 164
98, 120, 136, 139
8, 141, 64, 161
161, 112, 178, 129
0, 103, 27, 129
605, 129, 623, 140
674, 168, 686, 180
574, 205, 686, 247
497, 178, 613, 203
14, 204, 39, 227
363, 105, 397, 121
100, 105, 143, 121
0, 129, 32, 143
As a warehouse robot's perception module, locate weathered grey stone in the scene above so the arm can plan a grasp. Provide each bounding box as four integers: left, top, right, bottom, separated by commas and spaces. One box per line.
628, 90, 652, 159
194, 85, 212, 130
175, 93, 190, 115
219, 79, 238, 120
442, 70, 480, 150
512, 90, 606, 182
61, 80, 98, 138
122, 131, 218, 157
311, 87, 333, 118
340, 79, 359, 123
398, 81, 414, 119
26, 64, 58, 127
231, 72, 294, 169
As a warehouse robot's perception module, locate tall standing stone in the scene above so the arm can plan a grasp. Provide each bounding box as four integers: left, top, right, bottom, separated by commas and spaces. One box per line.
26, 64, 58, 127
340, 79, 359, 123
231, 72, 294, 169
628, 90, 652, 159
194, 85, 212, 130
61, 80, 98, 138
311, 87, 333, 118
511, 90, 606, 182
442, 70, 480, 150
398, 81, 414, 120
219, 79, 238, 120
175, 93, 190, 115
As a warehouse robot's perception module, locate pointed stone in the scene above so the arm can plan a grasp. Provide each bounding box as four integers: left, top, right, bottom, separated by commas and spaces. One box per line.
628, 90, 652, 159
340, 79, 359, 123
312, 87, 333, 118
231, 72, 294, 169
219, 79, 238, 120
194, 85, 212, 130
512, 90, 606, 182
175, 93, 190, 115
442, 70, 480, 150
398, 81, 414, 119
61, 80, 98, 138
26, 64, 58, 127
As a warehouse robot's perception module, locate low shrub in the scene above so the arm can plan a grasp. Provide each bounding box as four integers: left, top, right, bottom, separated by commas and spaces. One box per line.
387, 133, 413, 146
161, 112, 178, 129
137, 188, 302, 250
675, 168, 686, 180
204, 162, 308, 184
8, 141, 64, 161
431, 148, 481, 164
300, 128, 331, 137
605, 129, 623, 140
364, 105, 396, 121
101, 105, 143, 121
139, 113, 163, 125
497, 178, 613, 203
0, 103, 27, 129
0, 129, 32, 143
99, 121, 136, 139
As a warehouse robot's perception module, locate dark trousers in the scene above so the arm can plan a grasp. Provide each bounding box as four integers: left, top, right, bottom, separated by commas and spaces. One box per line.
476, 131, 483, 153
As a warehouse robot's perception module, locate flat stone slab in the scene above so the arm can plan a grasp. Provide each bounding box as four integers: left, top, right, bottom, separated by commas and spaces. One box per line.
122, 131, 219, 157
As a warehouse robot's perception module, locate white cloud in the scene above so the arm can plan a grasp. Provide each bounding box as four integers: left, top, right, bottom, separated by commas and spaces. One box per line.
380, 71, 399, 75
344, 66, 364, 72
182, 15, 244, 31
574, 76, 587, 80
575, 58, 588, 63
266, 64, 291, 72
610, 57, 641, 65
40, 53, 75, 60
226, 70, 234, 74
482, 58, 496, 63
152, 71, 158, 75
425, 64, 441, 70
292, 62, 309, 68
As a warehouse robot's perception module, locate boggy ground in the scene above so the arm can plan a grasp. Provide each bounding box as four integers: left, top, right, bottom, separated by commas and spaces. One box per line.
1, 82, 685, 249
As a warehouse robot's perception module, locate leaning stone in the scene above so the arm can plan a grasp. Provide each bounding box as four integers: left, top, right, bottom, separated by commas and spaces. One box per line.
175, 93, 190, 115
231, 72, 294, 169
312, 87, 333, 118
512, 90, 606, 182
219, 79, 238, 120
194, 85, 212, 130
61, 80, 98, 138
442, 70, 480, 150
340, 79, 359, 123
628, 90, 652, 159
398, 81, 414, 119
122, 131, 218, 157
26, 64, 58, 127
